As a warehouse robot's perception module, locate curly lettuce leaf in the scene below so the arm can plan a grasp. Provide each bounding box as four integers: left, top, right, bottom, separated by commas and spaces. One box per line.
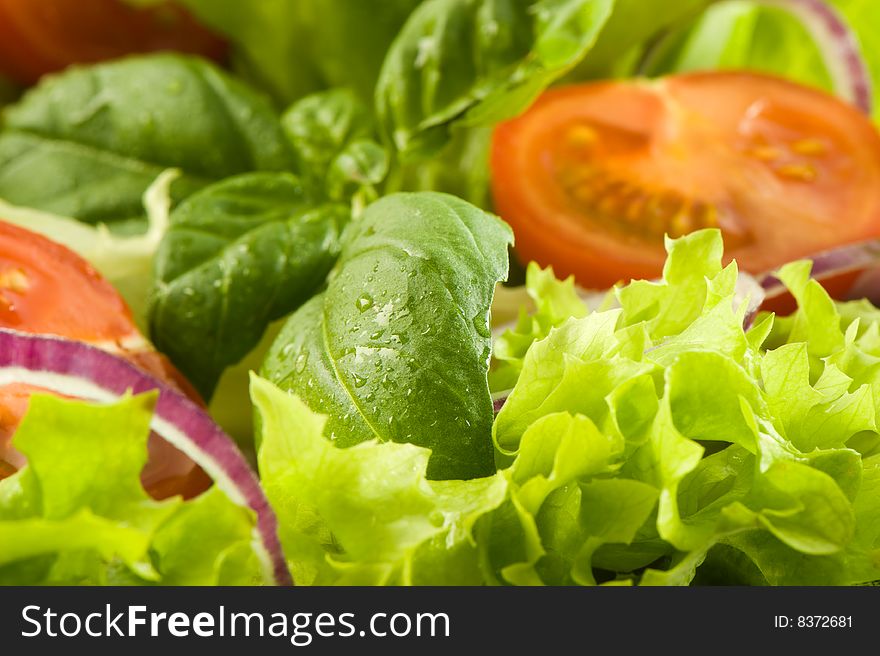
257, 228, 880, 586
492, 230, 880, 585
0, 394, 262, 585
252, 375, 508, 585
491, 262, 589, 391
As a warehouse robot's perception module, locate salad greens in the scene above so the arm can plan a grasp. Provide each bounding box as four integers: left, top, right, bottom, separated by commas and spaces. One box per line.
255, 230, 880, 585
281, 88, 388, 204
0, 0, 875, 401
375, 0, 615, 158
262, 192, 513, 480
2, 0, 880, 587
253, 375, 508, 585
490, 262, 593, 391
150, 173, 349, 399
0, 393, 262, 585
177, 0, 421, 104
0, 54, 294, 232
642, 0, 880, 121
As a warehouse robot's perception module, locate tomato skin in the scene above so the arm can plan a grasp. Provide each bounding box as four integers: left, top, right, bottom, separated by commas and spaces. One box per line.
0, 221, 209, 500
492, 72, 880, 291
0, 0, 226, 85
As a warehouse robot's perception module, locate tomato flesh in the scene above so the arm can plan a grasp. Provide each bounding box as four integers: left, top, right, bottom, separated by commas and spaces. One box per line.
0, 222, 136, 341
0, 221, 209, 500
0, 0, 226, 85
491, 72, 880, 290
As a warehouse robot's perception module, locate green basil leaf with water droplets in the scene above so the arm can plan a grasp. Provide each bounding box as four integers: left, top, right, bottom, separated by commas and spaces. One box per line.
0, 54, 295, 230
262, 191, 513, 480
150, 172, 348, 399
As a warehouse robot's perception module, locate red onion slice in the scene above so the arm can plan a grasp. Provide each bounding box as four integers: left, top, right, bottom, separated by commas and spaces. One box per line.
757, 0, 873, 114
757, 239, 880, 306
735, 270, 766, 329
0, 328, 292, 586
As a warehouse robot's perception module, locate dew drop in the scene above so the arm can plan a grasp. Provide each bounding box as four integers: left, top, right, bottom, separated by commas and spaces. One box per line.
472, 311, 491, 338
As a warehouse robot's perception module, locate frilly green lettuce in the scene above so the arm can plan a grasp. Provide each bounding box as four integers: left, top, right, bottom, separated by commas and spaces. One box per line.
255, 229, 880, 585
0, 393, 263, 585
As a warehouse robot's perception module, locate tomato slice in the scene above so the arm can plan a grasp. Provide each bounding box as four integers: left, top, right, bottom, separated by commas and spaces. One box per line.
0, 0, 226, 85
491, 72, 880, 290
0, 221, 210, 499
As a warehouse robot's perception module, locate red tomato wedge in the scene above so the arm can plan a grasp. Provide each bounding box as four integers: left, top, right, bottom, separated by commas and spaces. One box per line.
491, 72, 880, 290
0, 221, 209, 499
0, 0, 226, 85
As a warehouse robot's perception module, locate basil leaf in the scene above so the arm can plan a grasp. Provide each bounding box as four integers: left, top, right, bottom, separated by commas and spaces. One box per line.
0, 54, 295, 229
281, 88, 387, 200
150, 172, 348, 399
376, 0, 615, 158
384, 126, 495, 208
262, 192, 513, 480
326, 139, 389, 203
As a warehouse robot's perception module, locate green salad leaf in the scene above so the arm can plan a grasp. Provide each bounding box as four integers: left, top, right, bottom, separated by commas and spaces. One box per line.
565, 0, 711, 79
642, 0, 880, 123
376, 0, 615, 159
262, 191, 513, 480
490, 230, 880, 585
0, 394, 262, 585
491, 261, 590, 391
256, 228, 880, 585
253, 375, 508, 585
282, 89, 388, 203
383, 126, 496, 208
179, 0, 421, 104
0, 54, 295, 230
150, 172, 349, 399
151, 87, 392, 405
